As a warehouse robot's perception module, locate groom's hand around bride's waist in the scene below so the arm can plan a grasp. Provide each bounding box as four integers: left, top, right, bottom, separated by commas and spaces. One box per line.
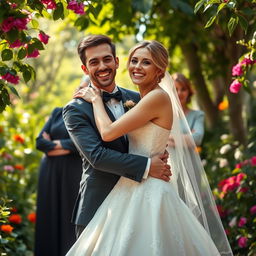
149, 153, 172, 182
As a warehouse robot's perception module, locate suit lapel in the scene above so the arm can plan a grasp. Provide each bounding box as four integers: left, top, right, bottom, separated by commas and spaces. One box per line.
119, 87, 131, 113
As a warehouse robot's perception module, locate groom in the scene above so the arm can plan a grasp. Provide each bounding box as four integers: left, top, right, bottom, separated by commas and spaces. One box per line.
63, 34, 171, 237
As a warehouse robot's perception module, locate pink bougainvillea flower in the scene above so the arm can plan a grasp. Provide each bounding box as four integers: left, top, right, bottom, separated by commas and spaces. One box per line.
27, 48, 40, 58
238, 237, 248, 248
1, 72, 20, 84
1, 17, 15, 32
250, 156, 256, 166
1, 16, 29, 32
238, 217, 247, 227
241, 57, 255, 66
41, 0, 57, 9
13, 17, 29, 30
236, 172, 246, 182
235, 163, 243, 169
238, 187, 249, 193
38, 32, 50, 44
67, 0, 85, 15
232, 63, 243, 76
3, 165, 14, 172
250, 205, 256, 215
9, 39, 23, 48
229, 79, 242, 94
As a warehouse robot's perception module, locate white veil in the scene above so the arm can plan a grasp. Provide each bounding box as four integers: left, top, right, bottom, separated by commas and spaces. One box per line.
160, 72, 233, 256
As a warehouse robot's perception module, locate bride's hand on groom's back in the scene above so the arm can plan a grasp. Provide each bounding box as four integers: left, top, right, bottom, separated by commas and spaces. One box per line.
149, 154, 172, 182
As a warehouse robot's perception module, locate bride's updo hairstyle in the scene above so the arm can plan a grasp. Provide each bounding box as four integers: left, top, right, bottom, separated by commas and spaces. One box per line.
127, 40, 169, 83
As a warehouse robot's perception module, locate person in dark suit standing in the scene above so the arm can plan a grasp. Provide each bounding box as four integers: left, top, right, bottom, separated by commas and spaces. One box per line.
63, 35, 171, 238
35, 107, 82, 256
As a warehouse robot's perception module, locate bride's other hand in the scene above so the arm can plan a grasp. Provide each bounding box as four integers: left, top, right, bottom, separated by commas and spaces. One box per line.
73, 87, 101, 103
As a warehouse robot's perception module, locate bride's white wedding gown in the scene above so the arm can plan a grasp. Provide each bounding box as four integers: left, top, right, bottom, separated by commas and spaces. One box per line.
66, 122, 220, 256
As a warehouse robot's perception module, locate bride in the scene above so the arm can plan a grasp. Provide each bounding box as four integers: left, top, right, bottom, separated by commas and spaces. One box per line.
66, 40, 233, 256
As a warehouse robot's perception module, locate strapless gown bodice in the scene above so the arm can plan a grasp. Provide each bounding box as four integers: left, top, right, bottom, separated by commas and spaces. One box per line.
128, 121, 170, 158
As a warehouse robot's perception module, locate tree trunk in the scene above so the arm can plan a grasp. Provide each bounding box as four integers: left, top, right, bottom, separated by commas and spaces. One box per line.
224, 29, 247, 144
181, 42, 219, 129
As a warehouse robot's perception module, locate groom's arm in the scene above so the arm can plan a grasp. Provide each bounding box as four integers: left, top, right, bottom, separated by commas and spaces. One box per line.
63, 100, 148, 182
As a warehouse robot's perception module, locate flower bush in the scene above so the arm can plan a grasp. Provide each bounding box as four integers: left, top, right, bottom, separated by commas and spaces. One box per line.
0, 107, 43, 255
0, 0, 104, 112
202, 126, 256, 255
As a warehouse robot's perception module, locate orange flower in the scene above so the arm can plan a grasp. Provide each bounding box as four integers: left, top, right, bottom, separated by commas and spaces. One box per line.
1, 224, 14, 233
14, 164, 25, 170
27, 212, 36, 223
195, 147, 202, 153
218, 100, 229, 111
8, 214, 22, 224
13, 134, 25, 143
0, 126, 3, 133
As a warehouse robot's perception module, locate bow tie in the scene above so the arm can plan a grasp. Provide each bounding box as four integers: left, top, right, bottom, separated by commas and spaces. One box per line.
102, 90, 122, 103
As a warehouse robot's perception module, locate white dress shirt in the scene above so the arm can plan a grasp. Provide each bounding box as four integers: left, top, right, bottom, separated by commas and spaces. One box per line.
92, 84, 150, 179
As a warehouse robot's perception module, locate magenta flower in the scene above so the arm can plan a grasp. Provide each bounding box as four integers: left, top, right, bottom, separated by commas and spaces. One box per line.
236, 172, 246, 182
232, 63, 243, 76
250, 156, 256, 166
250, 205, 256, 215
229, 79, 242, 94
235, 163, 242, 169
238, 187, 249, 193
238, 237, 248, 248
241, 57, 254, 66
67, 0, 85, 15
9, 39, 23, 48
27, 49, 40, 58
38, 32, 50, 44
1, 16, 29, 32
1, 72, 20, 84
238, 217, 247, 227
41, 0, 56, 9
1, 17, 15, 32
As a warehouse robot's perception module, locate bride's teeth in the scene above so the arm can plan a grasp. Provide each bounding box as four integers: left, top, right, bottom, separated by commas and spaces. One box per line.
133, 73, 143, 77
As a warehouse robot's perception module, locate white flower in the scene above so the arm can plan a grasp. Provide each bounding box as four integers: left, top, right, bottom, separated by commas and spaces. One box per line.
234, 149, 243, 160
229, 217, 237, 228
211, 165, 217, 172
219, 158, 228, 168
220, 134, 229, 141
248, 142, 254, 148
201, 159, 207, 166
220, 144, 232, 154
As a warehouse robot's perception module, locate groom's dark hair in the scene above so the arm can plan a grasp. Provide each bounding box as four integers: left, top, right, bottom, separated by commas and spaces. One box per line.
78, 35, 116, 66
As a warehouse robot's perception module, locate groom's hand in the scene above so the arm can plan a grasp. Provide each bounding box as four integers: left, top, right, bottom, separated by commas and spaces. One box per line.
149, 154, 171, 182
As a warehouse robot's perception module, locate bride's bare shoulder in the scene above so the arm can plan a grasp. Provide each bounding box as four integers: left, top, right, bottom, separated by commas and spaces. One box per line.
143, 88, 171, 106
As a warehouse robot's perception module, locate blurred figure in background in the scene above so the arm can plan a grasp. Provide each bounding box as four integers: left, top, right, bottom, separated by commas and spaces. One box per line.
169, 73, 205, 147
35, 107, 82, 256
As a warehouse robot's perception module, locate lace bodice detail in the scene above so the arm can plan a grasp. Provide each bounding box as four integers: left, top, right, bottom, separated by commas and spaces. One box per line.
128, 122, 170, 157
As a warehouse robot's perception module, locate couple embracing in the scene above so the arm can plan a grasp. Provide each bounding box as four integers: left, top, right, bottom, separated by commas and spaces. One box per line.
63, 35, 232, 255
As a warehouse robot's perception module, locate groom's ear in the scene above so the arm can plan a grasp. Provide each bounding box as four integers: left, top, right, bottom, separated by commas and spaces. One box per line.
81, 64, 89, 75
115, 57, 119, 69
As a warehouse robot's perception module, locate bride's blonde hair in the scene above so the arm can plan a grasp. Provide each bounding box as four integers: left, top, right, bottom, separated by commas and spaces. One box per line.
127, 40, 169, 83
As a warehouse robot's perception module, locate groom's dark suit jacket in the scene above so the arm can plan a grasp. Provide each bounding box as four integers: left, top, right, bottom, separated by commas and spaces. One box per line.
63, 87, 148, 227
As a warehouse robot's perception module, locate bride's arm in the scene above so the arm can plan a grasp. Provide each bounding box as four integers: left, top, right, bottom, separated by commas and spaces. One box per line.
76, 88, 171, 141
